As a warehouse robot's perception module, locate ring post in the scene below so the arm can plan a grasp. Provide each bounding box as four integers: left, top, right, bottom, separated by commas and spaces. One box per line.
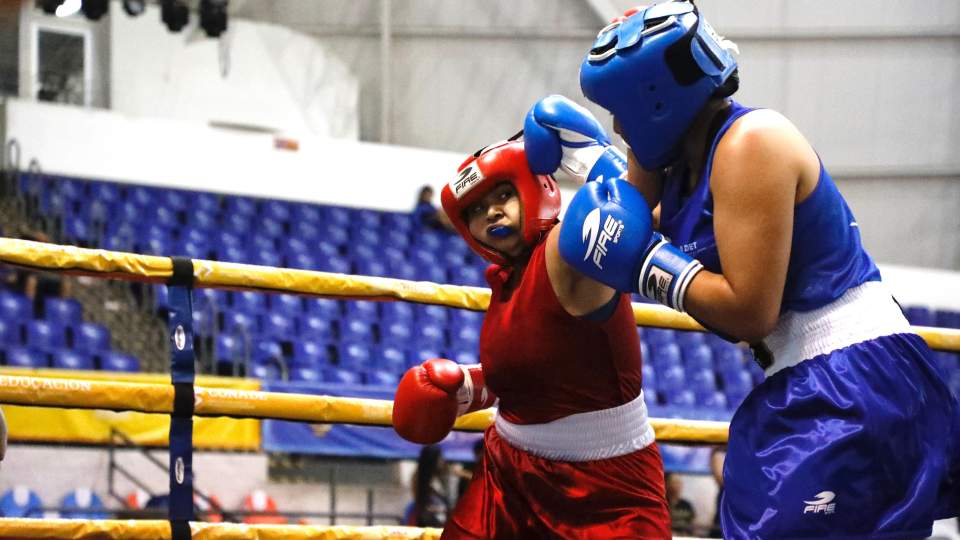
167, 256, 196, 538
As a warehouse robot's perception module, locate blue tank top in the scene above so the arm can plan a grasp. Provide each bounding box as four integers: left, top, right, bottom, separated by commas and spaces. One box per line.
658, 101, 881, 313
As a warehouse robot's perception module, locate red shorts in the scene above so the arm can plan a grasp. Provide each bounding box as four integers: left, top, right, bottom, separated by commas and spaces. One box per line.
441, 427, 671, 539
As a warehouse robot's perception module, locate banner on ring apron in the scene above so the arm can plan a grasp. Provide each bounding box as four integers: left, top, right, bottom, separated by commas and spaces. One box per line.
0, 368, 260, 450
262, 381, 483, 462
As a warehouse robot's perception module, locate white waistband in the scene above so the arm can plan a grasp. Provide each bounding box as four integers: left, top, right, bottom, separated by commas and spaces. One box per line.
493, 391, 655, 462
763, 281, 911, 377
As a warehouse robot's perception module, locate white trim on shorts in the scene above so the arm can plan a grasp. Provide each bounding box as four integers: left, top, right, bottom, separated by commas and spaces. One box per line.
763, 281, 911, 377
493, 391, 656, 462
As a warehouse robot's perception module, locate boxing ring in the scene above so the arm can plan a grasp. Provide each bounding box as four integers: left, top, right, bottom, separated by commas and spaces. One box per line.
0, 237, 957, 539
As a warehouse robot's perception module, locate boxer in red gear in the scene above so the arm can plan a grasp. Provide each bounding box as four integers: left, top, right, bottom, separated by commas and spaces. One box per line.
392, 139, 670, 539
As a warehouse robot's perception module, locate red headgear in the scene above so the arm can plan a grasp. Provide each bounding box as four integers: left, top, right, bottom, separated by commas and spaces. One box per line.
441, 140, 561, 265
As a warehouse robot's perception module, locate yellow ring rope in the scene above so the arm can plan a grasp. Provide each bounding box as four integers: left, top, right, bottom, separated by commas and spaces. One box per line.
0, 519, 442, 539
1, 238, 958, 351
0, 374, 728, 444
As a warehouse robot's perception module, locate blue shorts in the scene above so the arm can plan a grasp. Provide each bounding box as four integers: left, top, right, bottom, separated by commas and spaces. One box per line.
721, 333, 960, 540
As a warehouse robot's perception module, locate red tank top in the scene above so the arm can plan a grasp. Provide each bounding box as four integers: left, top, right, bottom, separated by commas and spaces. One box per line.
480, 239, 643, 424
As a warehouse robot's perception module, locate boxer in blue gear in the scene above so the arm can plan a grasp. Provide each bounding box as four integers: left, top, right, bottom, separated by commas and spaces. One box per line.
528, 2, 960, 538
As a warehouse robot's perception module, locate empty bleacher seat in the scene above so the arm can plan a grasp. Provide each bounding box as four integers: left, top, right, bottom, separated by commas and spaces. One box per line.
0, 291, 34, 321
338, 342, 372, 368
261, 200, 292, 223
222, 312, 260, 336
664, 388, 696, 407
649, 343, 682, 368
381, 320, 413, 347
380, 345, 408, 372
232, 291, 268, 314
699, 390, 728, 409
291, 204, 323, 224
319, 223, 349, 246
657, 364, 685, 394
452, 349, 478, 366
306, 298, 341, 319
381, 302, 415, 323
249, 362, 282, 380
26, 320, 65, 350
223, 196, 258, 217
100, 351, 140, 372
4, 347, 48, 368
345, 301, 379, 322
60, 488, 109, 519
252, 340, 284, 365
261, 313, 297, 340
290, 366, 322, 383
300, 315, 337, 341
0, 319, 21, 347
417, 305, 449, 326
53, 350, 95, 371
365, 369, 398, 386
682, 344, 713, 371
319, 255, 352, 274
325, 367, 361, 385
288, 252, 319, 271
415, 323, 447, 350
292, 340, 333, 369
0, 486, 43, 518
74, 322, 111, 354
340, 319, 375, 344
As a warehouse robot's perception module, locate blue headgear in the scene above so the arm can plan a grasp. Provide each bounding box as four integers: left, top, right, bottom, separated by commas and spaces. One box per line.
579, 1, 738, 170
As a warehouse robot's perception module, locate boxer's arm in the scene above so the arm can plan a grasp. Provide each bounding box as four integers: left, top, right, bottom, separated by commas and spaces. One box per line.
683, 110, 811, 342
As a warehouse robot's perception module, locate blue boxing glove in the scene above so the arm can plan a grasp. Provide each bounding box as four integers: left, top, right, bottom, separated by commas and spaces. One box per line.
559, 177, 653, 291
524, 94, 628, 184
560, 179, 703, 312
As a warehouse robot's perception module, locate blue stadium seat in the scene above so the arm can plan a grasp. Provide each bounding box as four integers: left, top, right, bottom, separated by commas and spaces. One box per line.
340, 319, 375, 343
338, 342, 372, 368
675, 330, 705, 348
222, 311, 260, 336
261, 200, 292, 223
324, 367, 360, 385
382, 229, 411, 251
319, 223, 349, 246
292, 340, 333, 369
305, 298, 341, 319
725, 387, 750, 410
260, 217, 285, 238
380, 246, 407, 266
54, 349, 95, 371
128, 186, 161, 207
319, 255, 352, 274
290, 366, 322, 383
721, 369, 754, 395
451, 309, 484, 327
417, 305, 449, 326
451, 324, 480, 349
75, 322, 111, 354
381, 320, 413, 347
450, 266, 484, 287
100, 351, 140, 372
380, 302, 415, 325
292, 204, 323, 224
175, 240, 209, 259
214, 335, 244, 367
357, 209, 382, 229
287, 252, 319, 271
262, 313, 297, 340
644, 328, 676, 347
4, 347, 48, 368
185, 210, 217, 231
26, 320, 65, 350
356, 260, 389, 277
0, 486, 43, 518
714, 344, 744, 373
291, 221, 320, 240
650, 343, 682, 369
657, 364, 685, 394
389, 261, 418, 281
249, 362, 281, 380
415, 323, 447, 350
382, 213, 414, 234
189, 192, 220, 214
223, 196, 258, 217
222, 213, 253, 235
63, 215, 91, 243
270, 294, 303, 318
352, 243, 378, 263
160, 189, 190, 211
380, 345, 408, 372
664, 388, 696, 407
43, 297, 83, 326
90, 182, 121, 204
252, 340, 284, 366
365, 369, 398, 386
444, 234, 470, 255
59, 178, 86, 200
452, 349, 478, 366
193, 288, 227, 312
352, 228, 381, 247
314, 240, 341, 259
415, 231, 444, 251
280, 237, 310, 256
180, 228, 211, 246
232, 291, 268, 314
103, 231, 135, 252
415, 264, 449, 284
250, 248, 282, 269
142, 236, 170, 256
641, 364, 656, 394
688, 368, 717, 396
0, 319, 21, 347
345, 301, 379, 323
682, 344, 713, 371
936, 310, 960, 329
217, 245, 249, 263
213, 230, 243, 250
698, 390, 728, 409
410, 248, 439, 267
325, 206, 352, 227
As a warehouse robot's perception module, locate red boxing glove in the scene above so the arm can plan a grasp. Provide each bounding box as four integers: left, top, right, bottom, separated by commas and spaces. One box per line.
392, 358, 496, 445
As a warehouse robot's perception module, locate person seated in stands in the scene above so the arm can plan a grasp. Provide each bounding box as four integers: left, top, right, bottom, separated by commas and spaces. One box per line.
413, 185, 454, 232
404, 445, 450, 527
666, 472, 696, 536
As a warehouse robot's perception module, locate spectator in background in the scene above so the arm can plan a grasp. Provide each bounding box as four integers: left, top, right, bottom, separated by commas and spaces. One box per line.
454, 437, 485, 502
413, 185, 454, 232
404, 445, 449, 527
6, 228, 72, 317
666, 472, 696, 536
709, 446, 726, 537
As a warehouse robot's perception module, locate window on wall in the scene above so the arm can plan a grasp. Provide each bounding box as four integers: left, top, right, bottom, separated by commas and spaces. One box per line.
35, 28, 88, 106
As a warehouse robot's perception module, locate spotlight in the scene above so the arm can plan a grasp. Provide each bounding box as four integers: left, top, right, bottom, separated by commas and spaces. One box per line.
161, 0, 189, 32
199, 0, 228, 38
54, 0, 80, 17
81, 0, 108, 20
122, 0, 145, 17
